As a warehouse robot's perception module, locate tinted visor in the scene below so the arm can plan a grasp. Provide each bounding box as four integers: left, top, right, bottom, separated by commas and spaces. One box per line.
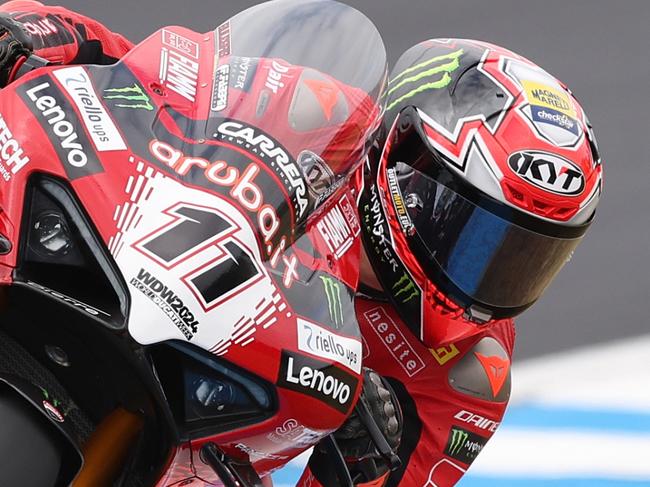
386, 112, 590, 312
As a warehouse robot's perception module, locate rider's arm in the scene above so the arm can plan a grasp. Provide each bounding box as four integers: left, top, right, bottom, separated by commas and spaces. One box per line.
0, 0, 132, 66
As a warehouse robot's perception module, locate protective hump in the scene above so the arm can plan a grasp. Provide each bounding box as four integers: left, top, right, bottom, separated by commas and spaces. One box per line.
288, 69, 349, 132
448, 337, 511, 403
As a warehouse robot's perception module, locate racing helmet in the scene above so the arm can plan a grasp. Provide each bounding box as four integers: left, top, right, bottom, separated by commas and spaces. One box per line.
360, 39, 603, 346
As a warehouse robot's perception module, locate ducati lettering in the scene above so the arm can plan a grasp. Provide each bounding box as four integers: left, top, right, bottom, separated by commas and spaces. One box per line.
103, 84, 154, 111
277, 350, 358, 414
159, 47, 199, 102
387, 49, 464, 111
364, 307, 425, 377
454, 410, 500, 433
508, 150, 585, 195
53, 67, 127, 151
129, 268, 199, 340
211, 64, 230, 111
0, 114, 30, 180
216, 121, 308, 218
297, 319, 362, 374
20, 77, 104, 179
265, 60, 291, 94
444, 426, 488, 465
149, 140, 281, 244
27, 281, 110, 318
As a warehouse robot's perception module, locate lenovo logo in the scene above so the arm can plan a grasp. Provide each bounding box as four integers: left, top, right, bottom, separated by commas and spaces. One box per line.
277, 350, 358, 413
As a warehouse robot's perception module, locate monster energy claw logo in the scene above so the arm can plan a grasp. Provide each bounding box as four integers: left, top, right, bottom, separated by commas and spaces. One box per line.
387, 48, 464, 111
393, 272, 419, 303
448, 428, 468, 456
320, 276, 344, 328
104, 83, 154, 111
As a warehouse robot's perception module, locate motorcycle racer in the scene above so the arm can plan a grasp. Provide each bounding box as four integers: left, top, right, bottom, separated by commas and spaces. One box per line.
0, 3, 603, 487
297, 38, 602, 487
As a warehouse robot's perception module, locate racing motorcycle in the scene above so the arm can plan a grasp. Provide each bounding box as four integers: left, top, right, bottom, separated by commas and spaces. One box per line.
0, 0, 391, 485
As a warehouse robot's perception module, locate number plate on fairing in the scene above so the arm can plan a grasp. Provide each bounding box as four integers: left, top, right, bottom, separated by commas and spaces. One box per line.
111, 156, 287, 352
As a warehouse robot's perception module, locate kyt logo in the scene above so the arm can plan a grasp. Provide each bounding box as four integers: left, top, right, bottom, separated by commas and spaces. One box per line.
508, 150, 585, 195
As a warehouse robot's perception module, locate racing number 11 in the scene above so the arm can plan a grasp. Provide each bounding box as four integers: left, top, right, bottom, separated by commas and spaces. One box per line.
139, 204, 262, 309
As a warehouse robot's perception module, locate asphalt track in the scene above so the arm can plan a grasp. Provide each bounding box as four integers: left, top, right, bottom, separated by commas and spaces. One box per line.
48, 0, 650, 359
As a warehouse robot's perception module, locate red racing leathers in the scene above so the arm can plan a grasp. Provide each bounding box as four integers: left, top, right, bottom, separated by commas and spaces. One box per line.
0, 2, 517, 486
298, 297, 515, 487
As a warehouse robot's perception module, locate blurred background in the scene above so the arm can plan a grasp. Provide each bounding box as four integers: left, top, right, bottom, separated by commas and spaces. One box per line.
28, 0, 650, 485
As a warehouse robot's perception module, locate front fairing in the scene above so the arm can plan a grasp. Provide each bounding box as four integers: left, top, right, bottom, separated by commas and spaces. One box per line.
0, 0, 387, 482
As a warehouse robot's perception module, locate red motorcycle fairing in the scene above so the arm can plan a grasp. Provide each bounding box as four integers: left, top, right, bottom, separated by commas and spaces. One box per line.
0, 1, 387, 482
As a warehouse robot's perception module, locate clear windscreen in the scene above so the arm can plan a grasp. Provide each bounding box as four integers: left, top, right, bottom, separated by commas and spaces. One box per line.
210, 0, 388, 207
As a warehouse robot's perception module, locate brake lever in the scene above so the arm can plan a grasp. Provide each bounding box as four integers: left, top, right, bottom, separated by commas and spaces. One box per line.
355, 395, 402, 471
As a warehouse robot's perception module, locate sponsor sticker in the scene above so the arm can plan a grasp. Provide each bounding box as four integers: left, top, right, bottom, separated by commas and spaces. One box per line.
530, 106, 579, 136
387, 167, 413, 232
430, 344, 460, 366
265, 60, 291, 95
162, 29, 199, 59
211, 64, 230, 112
297, 318, 362, 374
454, 410, 500, 433
20, 76, 104, 180
522, 80, 576, 118
0, 113, 30, 180
266, 418, 325, 447
277, 349, 358, 414
129, 268, 199, 340
159, 43, 199, 102
234, 443, 288, 461
215, 120, 308, 219
53, 67, 127, 152
217, 21, 231, 58
43, 400, 65, 423
231, 56, 258, 92
444, 426, 488, 465
316, 193, 360, 259
508, 150, 585, 195
103, 83, 154, 111
364, 307, 426, 377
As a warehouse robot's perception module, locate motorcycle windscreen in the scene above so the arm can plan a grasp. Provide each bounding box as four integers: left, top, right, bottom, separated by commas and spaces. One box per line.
210, 0, 388, 205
